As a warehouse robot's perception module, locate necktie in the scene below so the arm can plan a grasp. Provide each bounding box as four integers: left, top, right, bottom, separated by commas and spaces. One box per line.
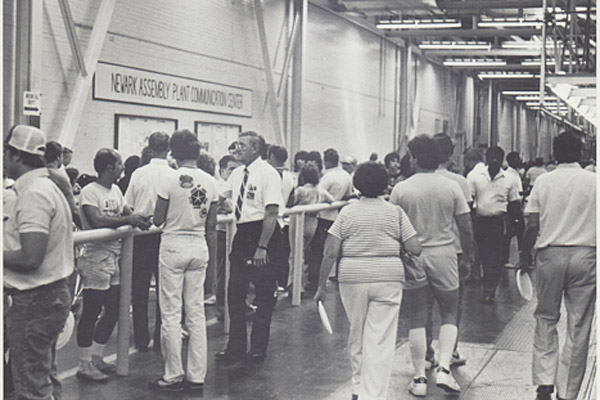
235, 168, 249, 221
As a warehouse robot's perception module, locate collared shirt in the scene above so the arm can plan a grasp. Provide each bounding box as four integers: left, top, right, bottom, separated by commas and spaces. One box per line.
318, 165, 353, 221
468, 167, 520, 217
220, 157, 283, 224
4, 168, 74, 290
124, 158, 172, 215
525, 163, 596, 248
504, 166, 523, 199
467, 162, 486, 179
436, 168, 472, 253
526, 166, 547, 186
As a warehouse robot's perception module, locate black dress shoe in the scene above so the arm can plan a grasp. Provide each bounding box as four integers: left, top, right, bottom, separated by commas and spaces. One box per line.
215, 349, 245, 363
536, 385, 554, 400
245, 351, 267, 362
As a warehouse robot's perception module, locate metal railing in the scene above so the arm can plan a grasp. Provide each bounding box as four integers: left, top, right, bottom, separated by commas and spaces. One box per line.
71, 200, 349, 376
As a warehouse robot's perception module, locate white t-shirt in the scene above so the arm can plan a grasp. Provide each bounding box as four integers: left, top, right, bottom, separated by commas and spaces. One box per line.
220, 157, 283, 224
157, 166, 219, 240
124, 158, 173, 215
504, 167, 523, 199
390, 172, 470, 248
79, 182, 127, 254
525, 163, 596, 248
436, 168, 472, 254
468, 167, 520, 217
318, 165, 353, 221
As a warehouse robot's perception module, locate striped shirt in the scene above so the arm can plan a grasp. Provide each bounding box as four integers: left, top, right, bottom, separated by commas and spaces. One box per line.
328, 197, 417, 284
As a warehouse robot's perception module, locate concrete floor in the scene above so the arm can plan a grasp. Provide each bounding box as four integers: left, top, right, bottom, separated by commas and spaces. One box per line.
43, 248, 595, 399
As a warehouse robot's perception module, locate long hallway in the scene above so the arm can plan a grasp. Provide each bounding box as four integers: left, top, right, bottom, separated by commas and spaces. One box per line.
52, 261, 595, 400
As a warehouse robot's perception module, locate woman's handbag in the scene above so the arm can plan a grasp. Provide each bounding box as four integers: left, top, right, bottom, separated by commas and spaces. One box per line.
397, 207, 427, 283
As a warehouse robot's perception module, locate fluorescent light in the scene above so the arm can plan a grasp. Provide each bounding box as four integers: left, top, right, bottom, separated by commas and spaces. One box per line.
502, 90, 545, 96
419, 41, 491, 50
516, 96, 557, 101
478, 72, 537, 79
376, 18, 461, 30
478, 18, 543, 28
502, 41, 556, 49
443, 59, 506, 67
522, 59, 580, 66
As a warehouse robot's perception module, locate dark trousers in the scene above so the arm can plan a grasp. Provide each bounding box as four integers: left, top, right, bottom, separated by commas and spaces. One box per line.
474, 215, 509, 298
216, 230, 227, 312
226, 221, 283, 354
77, 286, 120, 347
276, 225, 291, 288
306, 218, 333, 285
132, 233, 161, 349
6, 279, 71, 400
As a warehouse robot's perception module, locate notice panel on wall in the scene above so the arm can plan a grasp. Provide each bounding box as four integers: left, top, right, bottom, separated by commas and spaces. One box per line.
95, 62, 252, 117
114, 114, 178, 160
195, 122, 241, 161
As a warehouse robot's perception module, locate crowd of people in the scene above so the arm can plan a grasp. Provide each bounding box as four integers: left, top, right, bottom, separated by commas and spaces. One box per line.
3, 124, 596, 400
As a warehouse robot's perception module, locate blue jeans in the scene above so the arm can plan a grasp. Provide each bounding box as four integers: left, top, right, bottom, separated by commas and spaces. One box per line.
6, 278, 71, 400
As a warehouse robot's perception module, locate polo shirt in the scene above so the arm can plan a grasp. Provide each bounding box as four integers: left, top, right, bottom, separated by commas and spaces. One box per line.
124, 158, 173, 215
4, 168, 74, 290
318, 165, 353, 221
328, 197, 417, 283
525, 163, 596, 248
157, 166, 219, 240
391, 172, 470, 248
436, 168, 472, 253
468, 167, 520, 217
220, 157, 283, 224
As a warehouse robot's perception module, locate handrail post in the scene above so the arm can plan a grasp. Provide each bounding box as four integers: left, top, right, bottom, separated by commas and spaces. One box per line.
224, 220, 234, 334
291, 212, 304, 306
116, 234, 133, 376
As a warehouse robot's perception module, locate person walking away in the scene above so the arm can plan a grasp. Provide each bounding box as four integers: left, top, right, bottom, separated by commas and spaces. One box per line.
525, 157, 547, 191
76, 148, 151, 381
4, 125, 74, 400
148, 130, 218, 392
124, 131, 172, 352
216, 131, 284, 363
390, 135, 473, 395
505, 151, 525, 251
519, 132, 596, 400
315, 162, 421, 400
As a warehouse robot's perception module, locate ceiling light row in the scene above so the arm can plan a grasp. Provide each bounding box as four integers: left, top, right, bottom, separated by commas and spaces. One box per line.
443, 59, 506, 67
376, 18, 460, 30
419, 41, 491, 50
478, 72, 540, 79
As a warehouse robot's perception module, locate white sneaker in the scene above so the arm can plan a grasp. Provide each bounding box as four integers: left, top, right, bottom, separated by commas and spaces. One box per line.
408, 376, 427, 397
436, 367, 460, 393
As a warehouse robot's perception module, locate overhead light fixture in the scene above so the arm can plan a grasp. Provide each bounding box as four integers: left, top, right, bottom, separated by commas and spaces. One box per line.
502, 90, 545, 96
419, 41, 491, 50
516, 96, 557, 101
376, 18, 461, 30
502, 40, 556, 49
521, 59, 579, 66
478, 72, 537, 79
444, 59, 506, 67
478, 17, 544, 28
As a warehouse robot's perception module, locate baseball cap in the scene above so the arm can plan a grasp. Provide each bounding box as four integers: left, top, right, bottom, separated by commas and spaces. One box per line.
7, 125, 47, 156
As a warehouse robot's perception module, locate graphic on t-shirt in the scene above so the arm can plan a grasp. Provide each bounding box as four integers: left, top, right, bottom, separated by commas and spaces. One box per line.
190, 185, 208, 208
179, 175, 194, 189
103, 199, 120, 217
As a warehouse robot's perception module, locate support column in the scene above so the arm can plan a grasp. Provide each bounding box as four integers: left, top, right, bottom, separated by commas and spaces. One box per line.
290, 0, 306, 158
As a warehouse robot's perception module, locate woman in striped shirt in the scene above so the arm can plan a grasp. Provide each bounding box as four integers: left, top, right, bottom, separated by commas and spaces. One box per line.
314, 162, 421, 400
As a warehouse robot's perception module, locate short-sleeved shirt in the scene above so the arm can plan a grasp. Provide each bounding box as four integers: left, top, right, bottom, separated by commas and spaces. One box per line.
436, 168, 472, 254
504, 167, 523, 199
294, 184, 335, 214
157, 166, 219, 241
79, 182, 127, 254
526, 166, 547, 186
4, 168, 74, 290
467, 167, 520, 217
390, 172, 470, 248
328, 197, 417, 284
525, 163, 596, 248
124, 158, 173, 215
220, 157, 283, 223
318, 166, 353, 221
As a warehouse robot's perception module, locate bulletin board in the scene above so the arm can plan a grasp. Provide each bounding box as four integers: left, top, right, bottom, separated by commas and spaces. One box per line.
194, 121, 241, 160
114, 114, 178, 159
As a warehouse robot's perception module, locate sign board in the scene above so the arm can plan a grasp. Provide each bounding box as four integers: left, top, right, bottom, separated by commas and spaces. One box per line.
23, 91, 41, 116
94, 62, 253, 117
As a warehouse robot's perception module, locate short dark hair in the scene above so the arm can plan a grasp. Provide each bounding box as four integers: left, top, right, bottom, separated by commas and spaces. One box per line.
464, 148, 483, 163
534, 157, 545, 166
65, 167, 79, 186
323, 148, 339, 166
384, 152, 400, 168
268, 145, 288, 164
434, 133, 454, 163
506, 152, 521, 168
44, 141, 63, 163
400, 153, 413, 177
298, 165, 320, 186
62, 147, 73, 156
197, 152, 216, 176
239, 131, 267, 156
408, 135, 441, 170
6, 145, 45, 169
293, 150, 309, 171
170, 129, 200, 161
93, 149, 119, 174
148, 131, 170, 154
307, 151, 323, 171
124, 155, 140, 174
553, 132, 583, 163
353, 162, 388, 197
486, 146, 505, 165
219, 154, 238, 170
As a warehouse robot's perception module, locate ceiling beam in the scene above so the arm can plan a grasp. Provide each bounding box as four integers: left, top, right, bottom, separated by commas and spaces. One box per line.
546, 74, 596, 85
423, 48, 543, 56
437, 0, 544, 9
445, 64, 540, 70
386, 28, 541, 38
572, 88, 597, 96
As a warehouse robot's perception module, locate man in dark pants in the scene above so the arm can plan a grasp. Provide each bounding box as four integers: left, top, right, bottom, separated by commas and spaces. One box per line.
125, 131, 172, 351
216, 131, 283, 363
467, 146, 520, 303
